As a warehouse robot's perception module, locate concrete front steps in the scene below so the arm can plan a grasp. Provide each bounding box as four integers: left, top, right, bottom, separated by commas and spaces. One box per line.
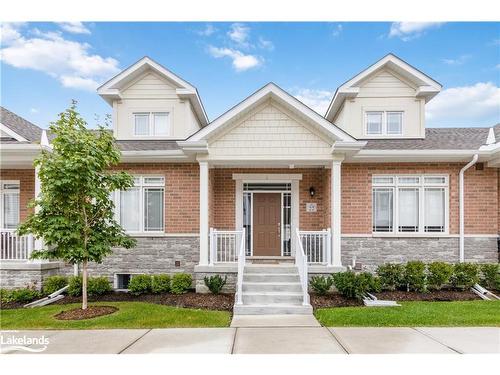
233, 264, 313, 315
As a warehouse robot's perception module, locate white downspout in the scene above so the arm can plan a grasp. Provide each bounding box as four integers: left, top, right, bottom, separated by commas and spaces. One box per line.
459, 154, 479, 263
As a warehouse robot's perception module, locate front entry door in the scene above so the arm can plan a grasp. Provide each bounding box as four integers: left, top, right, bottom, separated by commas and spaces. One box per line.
253, 193, 281, 256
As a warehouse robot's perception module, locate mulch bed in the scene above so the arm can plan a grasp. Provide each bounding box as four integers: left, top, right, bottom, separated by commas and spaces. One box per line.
55, 306, 118, 320
311, 293, 364, 308
375, 289, 480, 302
53, 291, 235, 311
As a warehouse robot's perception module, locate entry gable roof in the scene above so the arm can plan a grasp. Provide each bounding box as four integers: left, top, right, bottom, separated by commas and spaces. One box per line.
187, 82, 356, 143
325, 53, 442, 121
1, 106, 43, 143
97, 56, 208, 126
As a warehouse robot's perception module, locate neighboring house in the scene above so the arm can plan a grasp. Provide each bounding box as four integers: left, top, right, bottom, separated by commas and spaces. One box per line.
1, 54, 499, 313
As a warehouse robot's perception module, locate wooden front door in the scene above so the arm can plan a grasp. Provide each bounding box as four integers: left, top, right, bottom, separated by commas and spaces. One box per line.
253, 193, 281, 256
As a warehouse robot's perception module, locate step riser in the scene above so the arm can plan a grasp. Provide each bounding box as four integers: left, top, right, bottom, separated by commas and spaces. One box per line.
243, 283, 303, 293
243, 294, 304, 304
244, 266, 298, 274
234, 305, 313, 315
244, 274, 300, 283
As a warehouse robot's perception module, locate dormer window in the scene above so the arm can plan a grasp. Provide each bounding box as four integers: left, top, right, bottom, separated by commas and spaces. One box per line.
133, 112, 170, 136
365, 111, 403, 136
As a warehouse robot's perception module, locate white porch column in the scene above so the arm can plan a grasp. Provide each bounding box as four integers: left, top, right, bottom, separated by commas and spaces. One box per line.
199, 161, 209, 266
331, 157, 344, 267
33, 165, 44, 254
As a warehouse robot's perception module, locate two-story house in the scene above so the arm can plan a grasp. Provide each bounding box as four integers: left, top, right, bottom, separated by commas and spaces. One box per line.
1, 54, 499, 314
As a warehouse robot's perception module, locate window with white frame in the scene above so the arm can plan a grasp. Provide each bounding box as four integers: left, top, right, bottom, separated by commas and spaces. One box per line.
365, 111, 403, 136
115, 176, 165, 233
133, 112, 170, 136
0, 181, 20, 229
372, 175, 448, 234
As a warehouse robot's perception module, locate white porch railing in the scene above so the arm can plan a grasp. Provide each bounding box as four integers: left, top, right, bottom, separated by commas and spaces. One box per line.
209, 228, 244, 264
1, 230, 35, 261
295, 228, 310, 305
298, 229, 331, 265
235, 228, 246, 305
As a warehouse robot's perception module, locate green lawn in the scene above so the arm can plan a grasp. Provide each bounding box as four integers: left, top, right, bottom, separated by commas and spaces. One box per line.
315, 301, 500, 327
0, 302, 231, 329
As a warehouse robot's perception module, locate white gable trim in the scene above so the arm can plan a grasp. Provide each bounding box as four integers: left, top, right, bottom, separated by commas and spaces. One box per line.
325, 54, 442, 121
97, 56, 208, 126
188, 83, 356, 143
0, 123, 29, 142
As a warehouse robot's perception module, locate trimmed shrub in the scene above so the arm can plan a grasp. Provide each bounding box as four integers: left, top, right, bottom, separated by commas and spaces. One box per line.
128, 275, 152, 296
376, 263, 404, 291
403, 261, 426, 292
332, 271, 376, 300
427, 262, 454, 290
171, 273, 192, 294
151, 274, 171, 294
42, 276, 68, 295
5, 287, 41, 303
480, 263, 500, 290
0, 289, 10, 304
451, 263, 480, 290
310, 276, 333, 295
67, 276, 111, 296
67, 276, 83, 297
88, 276, 112, 296
204, 275, 227, 294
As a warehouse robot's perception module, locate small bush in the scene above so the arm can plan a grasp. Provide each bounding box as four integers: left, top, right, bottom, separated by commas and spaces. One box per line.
451, 263, 480, 290
310, 276, 333, 295
42, 276, 68, 295
403, 261, 426, 292
480, 263, 500, 290
332, 271, 376, 300
67, 276, 83, 297
128, 275, 152, 295
5, 287, 41, 303
427, 262, 454, 290
376, 263, 404, 291
88, 276, 112, 296
0, 289, 10, 304
151, 274, 171, 294
204, 275, 227, 294
67, 276, 111, 296
171, 273, 192, 294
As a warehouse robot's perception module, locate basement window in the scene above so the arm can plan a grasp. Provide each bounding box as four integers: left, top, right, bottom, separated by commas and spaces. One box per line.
115, 274, 132, 290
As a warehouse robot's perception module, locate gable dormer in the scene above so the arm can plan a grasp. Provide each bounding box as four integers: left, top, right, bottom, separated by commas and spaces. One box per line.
325, 54, 441, 139
98, 57, 208, 140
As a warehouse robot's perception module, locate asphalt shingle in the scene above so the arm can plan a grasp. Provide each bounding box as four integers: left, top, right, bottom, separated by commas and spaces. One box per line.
0, 106, 43, 143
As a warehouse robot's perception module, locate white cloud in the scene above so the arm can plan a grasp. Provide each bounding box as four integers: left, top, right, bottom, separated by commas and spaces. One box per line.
389, 22, 443, 41
442, 54, 471, 65
332, 24, 343, 37
208, 46, 262, 72
196, 24, 216, 37
0, 22, 25, 45
258, 37, 274, 51
57, 22, 91, 35
227, 23, 250, 47
0, 25, 120, 91
30, 108, 39, 114
426, 82, 500, 126
291, 88, 334, 115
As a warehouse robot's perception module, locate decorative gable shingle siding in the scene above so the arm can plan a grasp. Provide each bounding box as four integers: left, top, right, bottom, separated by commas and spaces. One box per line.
358, 70, 416, 97
341, 163, 498, 234
209, 103, 332, 158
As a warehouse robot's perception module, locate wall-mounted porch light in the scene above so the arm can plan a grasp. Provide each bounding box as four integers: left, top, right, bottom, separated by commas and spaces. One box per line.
309, 186, 316, 197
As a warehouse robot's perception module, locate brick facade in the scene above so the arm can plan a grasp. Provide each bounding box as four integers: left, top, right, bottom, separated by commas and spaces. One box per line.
0, 169, 35, 222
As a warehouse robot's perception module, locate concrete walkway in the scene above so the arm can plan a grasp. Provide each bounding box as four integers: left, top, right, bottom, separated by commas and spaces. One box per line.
1, 327, 498, 354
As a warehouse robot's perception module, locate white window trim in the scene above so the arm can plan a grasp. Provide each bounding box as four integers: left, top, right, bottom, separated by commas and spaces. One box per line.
0, 180, 20, 230
114, 175, 165, 234
372, 174, 449, 236
364, 110, 404, 137
133, 111, 171, 137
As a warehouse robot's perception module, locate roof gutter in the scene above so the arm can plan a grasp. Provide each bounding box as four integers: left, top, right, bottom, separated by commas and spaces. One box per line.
459, 154, 478, 263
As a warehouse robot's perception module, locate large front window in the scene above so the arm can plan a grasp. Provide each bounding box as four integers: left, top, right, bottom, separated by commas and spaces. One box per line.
0, 181, 20, 229
372, 175, 448, 234
115, 176, 164, 233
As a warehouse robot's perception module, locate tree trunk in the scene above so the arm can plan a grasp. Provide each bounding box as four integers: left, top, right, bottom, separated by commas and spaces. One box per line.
82, 259, 88, 310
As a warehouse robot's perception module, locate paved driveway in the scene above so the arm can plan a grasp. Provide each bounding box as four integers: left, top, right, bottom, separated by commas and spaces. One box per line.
2, 326, 499, 354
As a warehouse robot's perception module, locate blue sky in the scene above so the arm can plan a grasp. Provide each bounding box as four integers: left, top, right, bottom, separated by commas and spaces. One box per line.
1, 22, 499, 131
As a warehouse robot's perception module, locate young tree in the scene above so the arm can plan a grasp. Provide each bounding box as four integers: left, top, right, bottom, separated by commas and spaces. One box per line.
18, 101, 136, 310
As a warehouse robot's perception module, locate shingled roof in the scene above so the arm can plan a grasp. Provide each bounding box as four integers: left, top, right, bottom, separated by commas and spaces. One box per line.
362, 127, 490, 150
115, 140, 181, 151
0, 106, 43, 143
